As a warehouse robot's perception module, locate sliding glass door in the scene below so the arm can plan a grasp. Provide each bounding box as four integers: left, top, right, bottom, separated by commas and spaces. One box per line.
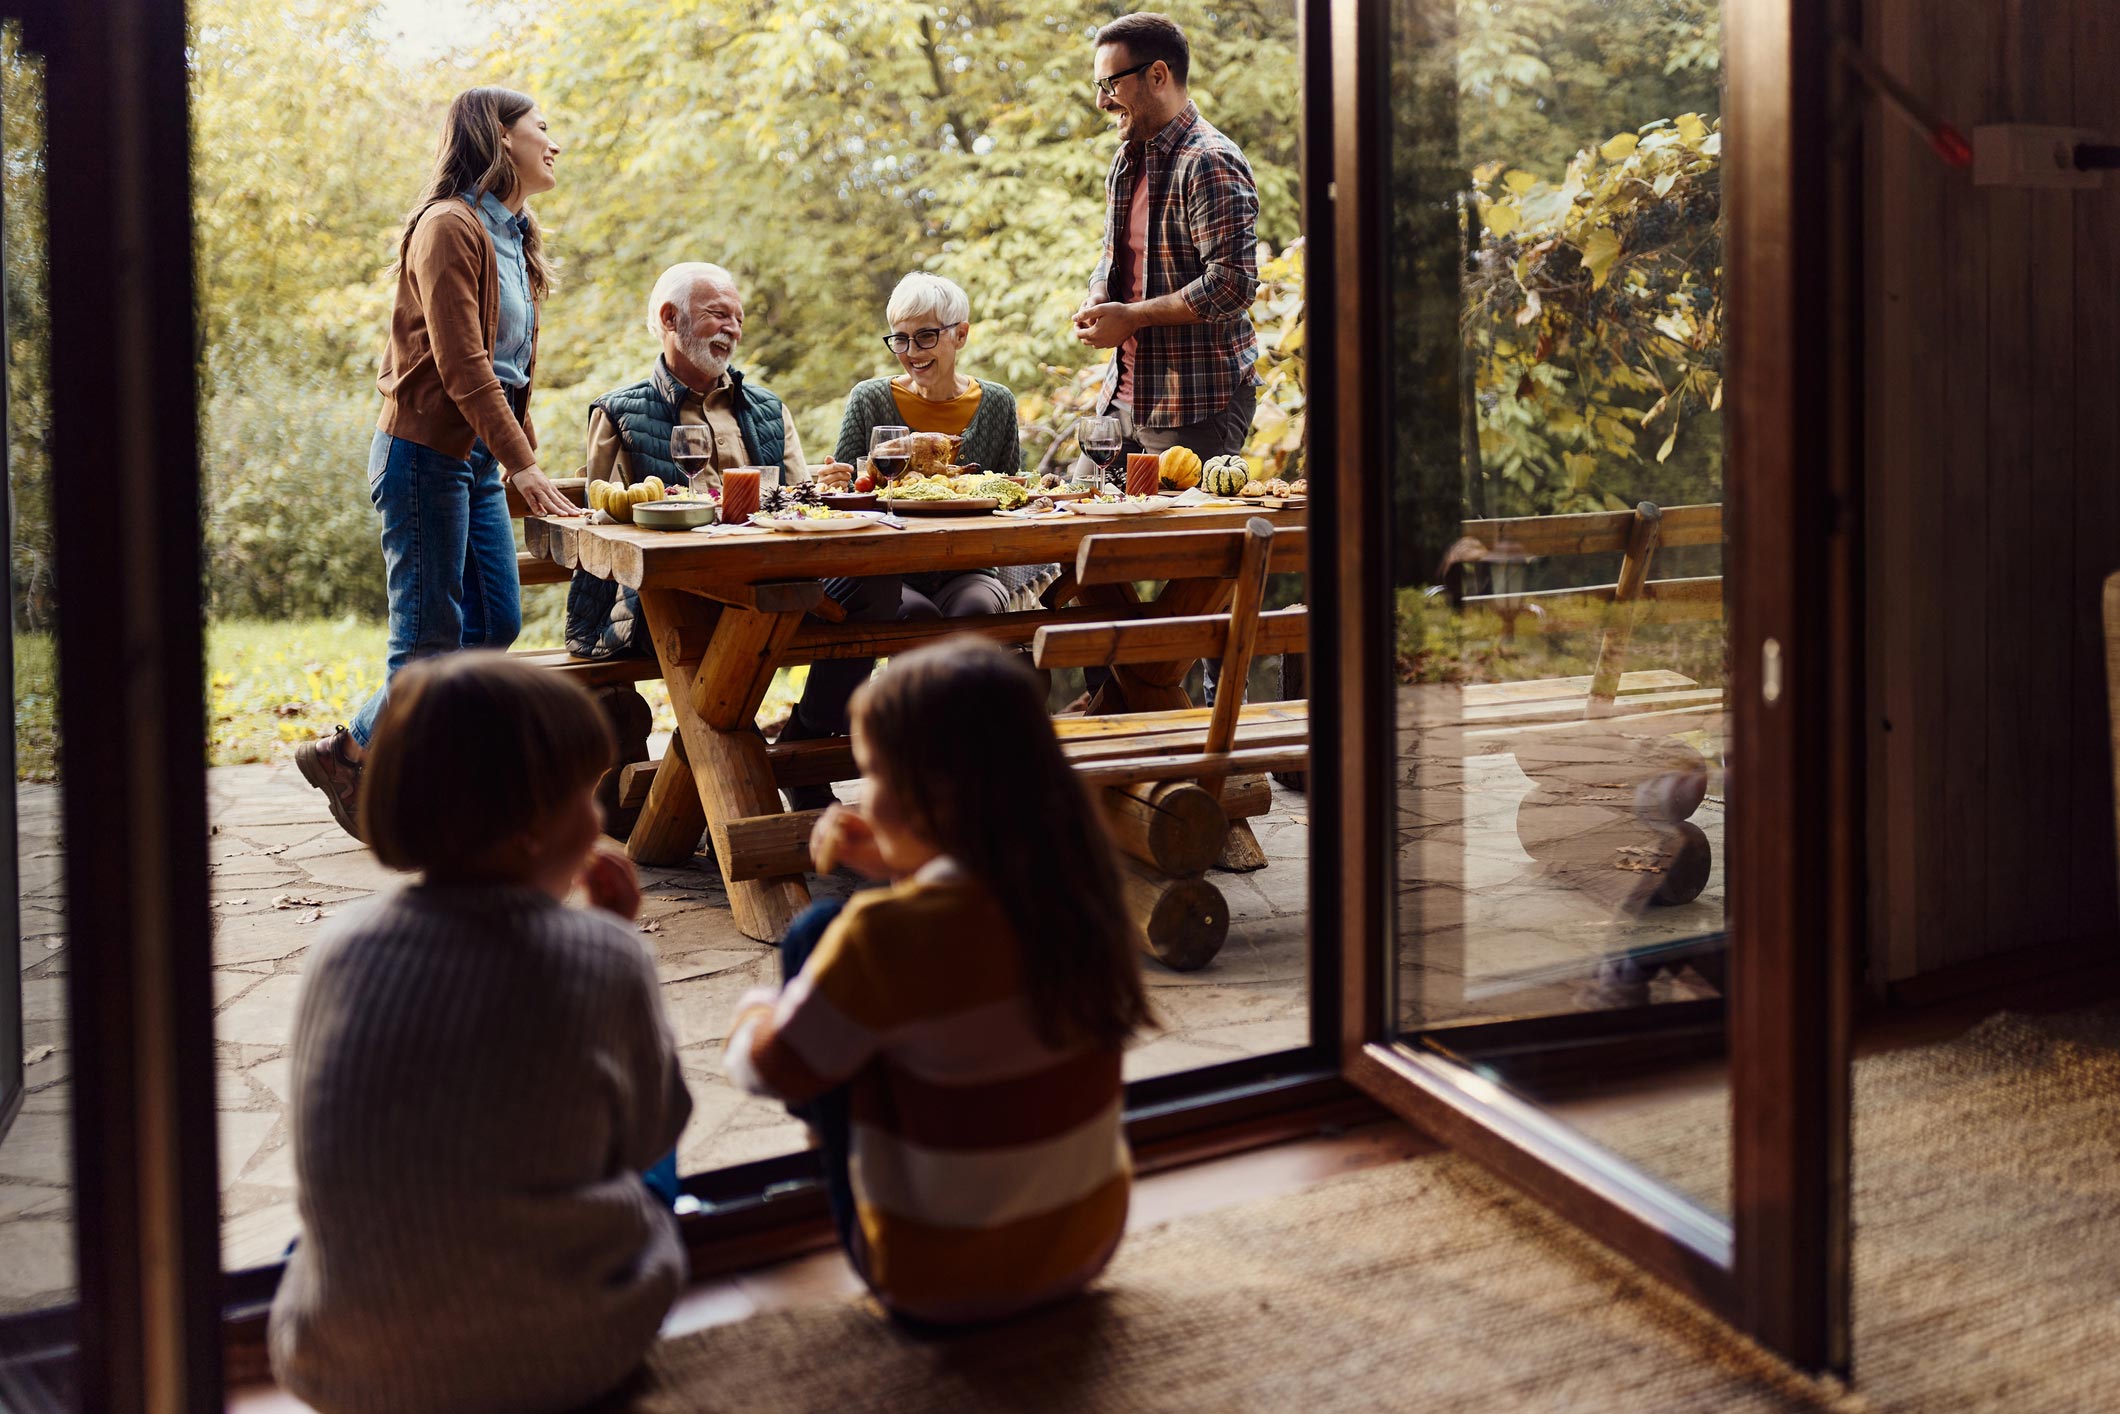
1316, 0, 1855, 1369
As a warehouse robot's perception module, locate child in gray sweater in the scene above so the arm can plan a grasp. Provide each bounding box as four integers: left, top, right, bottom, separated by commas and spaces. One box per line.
269, 653, 693, 1414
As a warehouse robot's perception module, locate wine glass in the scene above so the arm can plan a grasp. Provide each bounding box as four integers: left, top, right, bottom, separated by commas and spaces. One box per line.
869, 425, 911, 484
670, 425, 715, 498
1078, 415, 1122, 490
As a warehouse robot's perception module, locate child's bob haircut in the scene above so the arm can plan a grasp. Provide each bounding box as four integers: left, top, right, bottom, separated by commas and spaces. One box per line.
359, 651, 615, 874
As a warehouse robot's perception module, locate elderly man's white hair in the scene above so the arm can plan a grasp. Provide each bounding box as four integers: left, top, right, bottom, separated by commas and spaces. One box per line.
645, 262, 738, 337
886, 271, 971, 329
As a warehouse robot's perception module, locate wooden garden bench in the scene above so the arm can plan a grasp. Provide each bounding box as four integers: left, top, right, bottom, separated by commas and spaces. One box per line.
1446, 501, 1727, 912
1028, 518, 1311, 971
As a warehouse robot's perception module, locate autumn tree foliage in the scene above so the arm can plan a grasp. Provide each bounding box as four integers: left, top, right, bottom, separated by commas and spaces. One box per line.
1455, 0, 1724, 520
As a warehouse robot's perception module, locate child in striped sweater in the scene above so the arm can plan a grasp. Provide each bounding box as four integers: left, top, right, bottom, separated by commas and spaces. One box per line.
725, 637, 1151, 1327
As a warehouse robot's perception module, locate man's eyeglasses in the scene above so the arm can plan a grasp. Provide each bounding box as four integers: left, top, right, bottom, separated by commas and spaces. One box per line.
1094, 60, 1155, 99
881, 326, 949, 355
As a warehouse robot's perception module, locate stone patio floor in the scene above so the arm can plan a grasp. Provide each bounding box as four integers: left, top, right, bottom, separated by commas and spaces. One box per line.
0, 723, 1731, 1318
0, 760, 1312, 1314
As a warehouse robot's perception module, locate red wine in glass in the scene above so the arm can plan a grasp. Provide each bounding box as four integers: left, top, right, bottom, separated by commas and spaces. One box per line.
869, 425, 911, 485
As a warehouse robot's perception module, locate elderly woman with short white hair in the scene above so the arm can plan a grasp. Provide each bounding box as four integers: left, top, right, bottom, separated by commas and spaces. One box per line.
780, 274, 1036, 808
838, 270, 1019, 491
836, 271, 1050, 599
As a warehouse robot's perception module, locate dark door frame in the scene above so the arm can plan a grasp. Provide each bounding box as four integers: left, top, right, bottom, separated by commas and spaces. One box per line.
1325, 0, 1858, 1373
21, 0, 227, 1406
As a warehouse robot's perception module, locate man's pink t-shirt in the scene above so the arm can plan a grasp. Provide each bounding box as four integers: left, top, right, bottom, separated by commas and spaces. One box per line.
1113, 152, 1151, 409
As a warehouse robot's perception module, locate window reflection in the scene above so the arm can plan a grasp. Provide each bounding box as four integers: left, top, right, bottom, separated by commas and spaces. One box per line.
1388, 0, 1730, 1212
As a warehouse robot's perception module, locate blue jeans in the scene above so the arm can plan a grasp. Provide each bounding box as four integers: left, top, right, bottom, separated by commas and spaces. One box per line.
349, 431, 523, 746
780, 897, 857, 1251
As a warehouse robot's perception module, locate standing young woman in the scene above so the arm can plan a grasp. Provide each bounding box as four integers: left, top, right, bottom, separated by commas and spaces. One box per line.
298, 87, 577, 840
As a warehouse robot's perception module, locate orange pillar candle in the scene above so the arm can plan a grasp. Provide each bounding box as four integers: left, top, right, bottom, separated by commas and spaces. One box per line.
1126, 452, 1162, 498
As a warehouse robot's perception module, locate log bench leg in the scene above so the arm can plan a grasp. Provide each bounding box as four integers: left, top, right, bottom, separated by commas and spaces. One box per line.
1273, 652, 1308, 793
1214, 819, 1270, 872
1120, 857, 1229, 971
630, 587, 811, 940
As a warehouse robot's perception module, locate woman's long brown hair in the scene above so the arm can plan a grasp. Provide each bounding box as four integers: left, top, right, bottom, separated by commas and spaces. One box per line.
851, 639, 1151, 1049
397, 87, 551, 300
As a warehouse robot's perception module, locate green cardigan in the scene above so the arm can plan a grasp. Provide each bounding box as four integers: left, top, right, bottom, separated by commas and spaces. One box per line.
834, 377, 1022, 476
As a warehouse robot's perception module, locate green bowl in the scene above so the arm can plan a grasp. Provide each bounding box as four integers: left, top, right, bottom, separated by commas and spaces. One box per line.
632, 499, 719, 531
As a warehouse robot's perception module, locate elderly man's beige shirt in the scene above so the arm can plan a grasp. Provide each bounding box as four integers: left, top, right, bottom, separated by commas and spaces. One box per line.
584, 370, 809, 487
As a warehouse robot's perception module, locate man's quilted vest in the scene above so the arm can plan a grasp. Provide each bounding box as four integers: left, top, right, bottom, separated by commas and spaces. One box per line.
565, 359, 788, 659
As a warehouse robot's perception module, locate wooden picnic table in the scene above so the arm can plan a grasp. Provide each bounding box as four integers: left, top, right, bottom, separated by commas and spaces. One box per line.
527, 504, 1307, 939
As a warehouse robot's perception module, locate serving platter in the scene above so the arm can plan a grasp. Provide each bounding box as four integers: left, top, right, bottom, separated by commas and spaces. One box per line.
1061, 496, 1176, 517
749, 511, 877, 533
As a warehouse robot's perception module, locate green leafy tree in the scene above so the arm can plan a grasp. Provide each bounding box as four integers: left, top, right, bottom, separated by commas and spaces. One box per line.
1466, 115, 1722, 517
3, 26, 51, 630
191, 0, 433, 617
1453, 0, 1724, 521
483, 0, 1300, 456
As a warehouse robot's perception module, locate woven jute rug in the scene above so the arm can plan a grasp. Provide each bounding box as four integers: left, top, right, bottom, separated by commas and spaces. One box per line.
631, 1007, 2120, 1412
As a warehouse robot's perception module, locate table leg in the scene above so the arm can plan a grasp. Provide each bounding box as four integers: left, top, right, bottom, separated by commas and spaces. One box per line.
629, 587, 810, 940
1082, 576, 1237, 714
627, 732, 706, 864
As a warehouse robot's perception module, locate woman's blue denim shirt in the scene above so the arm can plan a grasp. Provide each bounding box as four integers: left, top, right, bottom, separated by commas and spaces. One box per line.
462, 190, 536, 389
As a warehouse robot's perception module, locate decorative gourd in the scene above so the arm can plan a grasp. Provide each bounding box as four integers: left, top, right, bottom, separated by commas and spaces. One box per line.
1201, 455, 1250, 497
590, 476, 666, 522
1158, 445, 1203, 491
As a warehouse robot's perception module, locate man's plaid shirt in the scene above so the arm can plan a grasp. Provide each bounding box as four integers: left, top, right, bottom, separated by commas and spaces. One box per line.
1090, 102, 1260, 429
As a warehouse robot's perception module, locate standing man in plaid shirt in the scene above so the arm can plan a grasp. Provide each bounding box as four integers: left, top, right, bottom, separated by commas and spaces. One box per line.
1072, 11, 1259, 708
1073, 11, 1260, 471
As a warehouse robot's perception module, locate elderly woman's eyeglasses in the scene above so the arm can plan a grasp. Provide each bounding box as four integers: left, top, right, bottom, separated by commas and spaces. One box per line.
881, 326, 949, 355
1094, 60, 1155, 98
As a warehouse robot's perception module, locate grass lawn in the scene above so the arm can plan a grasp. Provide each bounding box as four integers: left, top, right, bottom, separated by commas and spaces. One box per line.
13, 615, 810, 781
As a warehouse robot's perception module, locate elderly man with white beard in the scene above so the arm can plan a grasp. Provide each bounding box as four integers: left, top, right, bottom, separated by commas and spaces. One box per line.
581, 261, 812, 502
566, 263, 826, 663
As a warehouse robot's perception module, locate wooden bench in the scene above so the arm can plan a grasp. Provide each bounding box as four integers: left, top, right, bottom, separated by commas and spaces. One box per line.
1029, 518, 1310, 971
1448, 501, 1726, 910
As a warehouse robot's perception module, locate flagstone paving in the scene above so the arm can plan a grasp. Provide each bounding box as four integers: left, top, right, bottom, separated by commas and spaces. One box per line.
0, 760, 1313, 1313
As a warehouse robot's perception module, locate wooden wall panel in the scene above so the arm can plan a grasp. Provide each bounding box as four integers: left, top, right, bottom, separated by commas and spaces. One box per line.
2068, 0, 2120, 942
1868, 0, 2120, 980
1874, 0, 2120, 979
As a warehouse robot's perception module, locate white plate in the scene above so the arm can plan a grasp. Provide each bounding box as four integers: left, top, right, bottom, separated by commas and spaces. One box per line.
1062, 496, 1175, 517
749, 512, 876, 533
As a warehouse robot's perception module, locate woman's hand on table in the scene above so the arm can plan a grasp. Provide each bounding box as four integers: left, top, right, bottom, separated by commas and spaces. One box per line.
510, 465, 580, 517
580, 838, 643, 920
810, 804, 889, 879
815, 461, 856, 490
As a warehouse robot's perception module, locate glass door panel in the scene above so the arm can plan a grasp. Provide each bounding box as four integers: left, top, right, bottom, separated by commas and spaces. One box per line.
1332, 0, 1852, 1369
1386, 0, 1731, 1213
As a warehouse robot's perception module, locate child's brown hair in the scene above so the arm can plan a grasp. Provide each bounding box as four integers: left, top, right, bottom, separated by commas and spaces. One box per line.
360, 652, 614, 875
851, 638, 1150, 1048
